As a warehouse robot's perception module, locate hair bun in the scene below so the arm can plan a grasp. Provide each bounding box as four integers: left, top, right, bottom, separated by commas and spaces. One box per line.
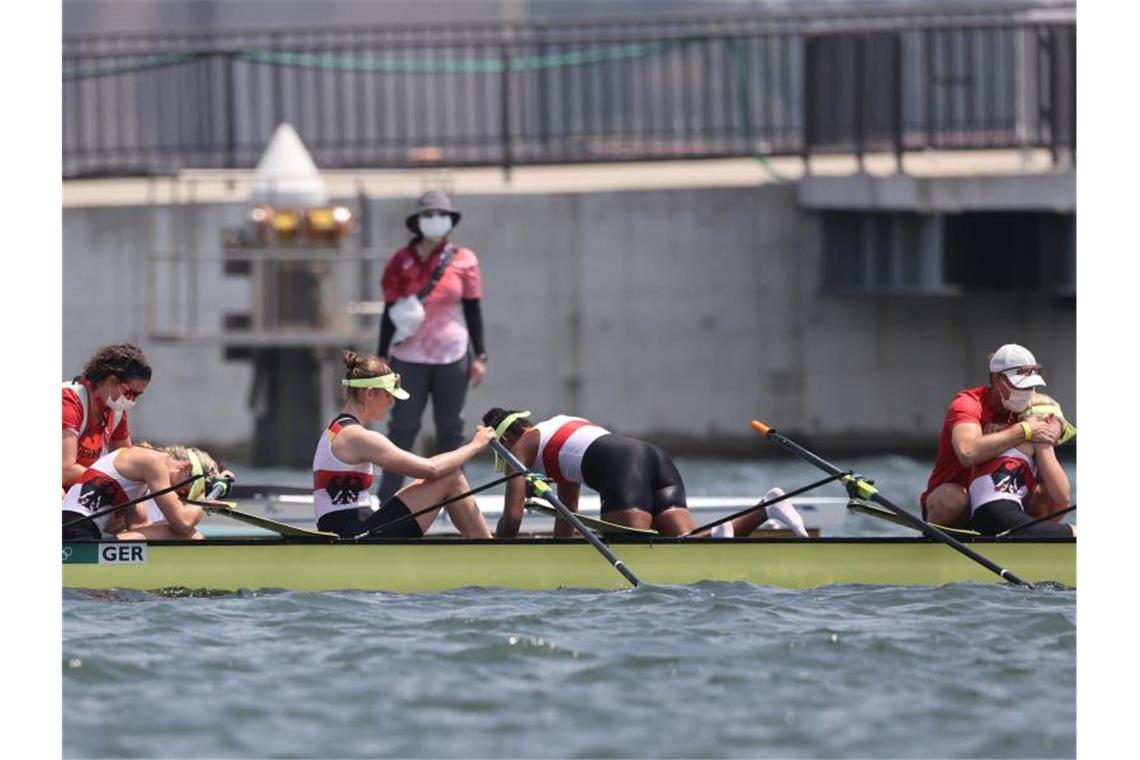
343, 350, 359, 370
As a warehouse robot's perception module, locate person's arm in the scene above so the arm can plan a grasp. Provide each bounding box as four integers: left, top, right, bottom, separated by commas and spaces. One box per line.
1033, 445, 1071, 509
951, 414, 1060, 468
496, 475, 527, 538
123, 451, 204, 537
62, 432, 86, 488
462, 298, 487, 386
107, 413, 132, 452
340, 426, 494, 481
378, 305, 396, 358
553, 482, 581, 538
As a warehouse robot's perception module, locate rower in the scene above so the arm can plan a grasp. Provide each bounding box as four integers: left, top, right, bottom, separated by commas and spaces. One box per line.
921, 344, 1064, 529
310, 350, 494, 538
483, 408, 808, 538
968, 393, 1075, 538
62, 344, 152, 492
62, 444, 220, 541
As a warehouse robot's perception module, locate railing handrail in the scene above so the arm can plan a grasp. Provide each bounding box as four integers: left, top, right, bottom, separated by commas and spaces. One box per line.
63, 1, 1075, 50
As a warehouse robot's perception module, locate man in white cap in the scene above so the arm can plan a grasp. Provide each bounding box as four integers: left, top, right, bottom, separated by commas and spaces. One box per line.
920, 344, 1063, 528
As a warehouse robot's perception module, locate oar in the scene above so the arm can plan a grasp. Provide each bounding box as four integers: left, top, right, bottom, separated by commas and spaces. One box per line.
62, 472, 204, 531
490, 438, 642, 588
684, 472, 848, 537
192, 499, 340, 539
847, 501, 980, 537
354, 471, 526, 540
996, 505, 1077, 539
751, 420, 1036, 588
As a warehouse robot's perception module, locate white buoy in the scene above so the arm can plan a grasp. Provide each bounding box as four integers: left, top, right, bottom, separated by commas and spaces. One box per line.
248, 123, 328, 208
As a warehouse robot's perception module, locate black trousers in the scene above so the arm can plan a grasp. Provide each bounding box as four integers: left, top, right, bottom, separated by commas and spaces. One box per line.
377, 354, 470, 502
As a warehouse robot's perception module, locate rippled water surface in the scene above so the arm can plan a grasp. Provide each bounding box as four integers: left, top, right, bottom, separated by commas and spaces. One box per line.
63, 456, 1076, 758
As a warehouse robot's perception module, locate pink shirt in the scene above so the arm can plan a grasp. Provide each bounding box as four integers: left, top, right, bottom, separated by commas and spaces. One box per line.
381, 242, 483, 365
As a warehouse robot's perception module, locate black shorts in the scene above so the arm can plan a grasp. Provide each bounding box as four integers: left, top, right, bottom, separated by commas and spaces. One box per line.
63, 511, 102, 541
972, 499, 1072, 538
580, 434, 688, 516
317, 497, 424, 539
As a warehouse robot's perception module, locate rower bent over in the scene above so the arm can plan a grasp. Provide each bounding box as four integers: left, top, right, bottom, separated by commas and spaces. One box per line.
483, 408, 807, 539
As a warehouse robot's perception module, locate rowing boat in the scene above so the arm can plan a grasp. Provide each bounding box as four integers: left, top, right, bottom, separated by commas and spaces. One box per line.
62, 535, 1074, 593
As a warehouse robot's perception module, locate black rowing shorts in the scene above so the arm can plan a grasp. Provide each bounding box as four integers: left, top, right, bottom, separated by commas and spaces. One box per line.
317, 497, 424, 538
972, 499, 1072, 538
580, 434, 688, 516
63, 511, 102, 541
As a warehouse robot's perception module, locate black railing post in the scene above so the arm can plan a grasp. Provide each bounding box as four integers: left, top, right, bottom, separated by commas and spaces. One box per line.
854, 35, 865, 173
802, 35, 812, 175
500, 38, 513, 182
894, 32, 904, 174
224, 51, 237, 169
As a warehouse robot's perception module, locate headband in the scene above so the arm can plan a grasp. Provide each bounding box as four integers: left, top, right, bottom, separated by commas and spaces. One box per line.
493, 410, 531, 472
186, 448, 206, 501
342, 372, 409, 399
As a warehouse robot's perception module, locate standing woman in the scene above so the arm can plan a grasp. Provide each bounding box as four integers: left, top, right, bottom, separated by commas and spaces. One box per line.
62, 344, 152, 491
376, 190, 488, 502
312, 351, 493, 538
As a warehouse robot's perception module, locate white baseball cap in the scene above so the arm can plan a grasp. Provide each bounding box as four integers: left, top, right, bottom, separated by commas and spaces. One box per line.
989, 344, 1046, 389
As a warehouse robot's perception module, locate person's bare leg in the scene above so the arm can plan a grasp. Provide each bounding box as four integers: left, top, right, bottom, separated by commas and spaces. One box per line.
397, 471, 491, 538
600, 508, 654, 534
923, 483, 969, 527
652, 506, 695, 536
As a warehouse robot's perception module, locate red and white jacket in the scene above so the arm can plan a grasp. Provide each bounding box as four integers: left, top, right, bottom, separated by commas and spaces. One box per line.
968, 448, 1038, 514
62, 379, 130, 472
312, 414, 375, 520
61, 449, 148, 537
532, 415, 611, 485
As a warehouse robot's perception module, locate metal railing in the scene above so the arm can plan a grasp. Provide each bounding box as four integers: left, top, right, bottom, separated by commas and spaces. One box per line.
62, 2, 1075, 178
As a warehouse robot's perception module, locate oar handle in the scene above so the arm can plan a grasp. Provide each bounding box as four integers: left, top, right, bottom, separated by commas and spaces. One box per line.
489, 438, 642, 588
751, 420, 771, 436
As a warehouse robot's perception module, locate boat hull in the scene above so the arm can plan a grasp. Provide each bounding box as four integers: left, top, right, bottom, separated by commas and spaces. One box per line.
63, 537, 1076, 593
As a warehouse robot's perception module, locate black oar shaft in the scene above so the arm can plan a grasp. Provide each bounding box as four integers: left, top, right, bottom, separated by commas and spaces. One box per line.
490, 439, 642, 588
751, 420, 1035, 588
684, 472, 847, 537
62, 472, 203, 530
354, 471, 525, 540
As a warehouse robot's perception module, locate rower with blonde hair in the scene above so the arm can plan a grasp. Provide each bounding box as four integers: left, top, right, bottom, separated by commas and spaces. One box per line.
310, 350, 494, 538
62, 443, 222, 541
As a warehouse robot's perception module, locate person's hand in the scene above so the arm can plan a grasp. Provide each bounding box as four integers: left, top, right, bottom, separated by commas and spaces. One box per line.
469, 356, 487, 387
469, 424, 496, 452
1026, 415, 1061, 445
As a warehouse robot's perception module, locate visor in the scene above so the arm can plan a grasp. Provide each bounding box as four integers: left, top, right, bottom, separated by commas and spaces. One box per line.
342, 373, 410, 400
186, 448, 206, 501
492, 410, 531, 472
1002, 366, 1046, 389
1021, 404, 1077, 445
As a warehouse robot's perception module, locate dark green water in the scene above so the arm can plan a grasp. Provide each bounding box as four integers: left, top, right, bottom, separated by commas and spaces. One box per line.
62, 456, 1076, 759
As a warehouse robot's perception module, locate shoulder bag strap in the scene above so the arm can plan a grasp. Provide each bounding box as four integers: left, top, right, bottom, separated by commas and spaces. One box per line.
415, 244, 457, 301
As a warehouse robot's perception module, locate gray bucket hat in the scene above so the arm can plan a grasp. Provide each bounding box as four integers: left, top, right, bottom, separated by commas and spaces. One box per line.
405, 189, 462, 234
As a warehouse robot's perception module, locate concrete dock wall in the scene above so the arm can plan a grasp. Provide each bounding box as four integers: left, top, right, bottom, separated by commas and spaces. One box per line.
62, 180, 1076, 456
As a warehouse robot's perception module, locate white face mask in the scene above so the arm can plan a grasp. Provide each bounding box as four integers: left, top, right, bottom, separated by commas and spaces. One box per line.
1001, 387, 1034, 413
419, 214, 453, 240
106, 394, 137, 412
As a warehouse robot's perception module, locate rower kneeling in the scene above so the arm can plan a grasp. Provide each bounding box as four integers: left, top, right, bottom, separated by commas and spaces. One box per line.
62, 444, 220, 541
483, 408, 808, 538
312, 351, 494, 539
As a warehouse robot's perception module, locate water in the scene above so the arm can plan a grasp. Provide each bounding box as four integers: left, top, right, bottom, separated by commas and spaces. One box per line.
63, 455, 1077, 758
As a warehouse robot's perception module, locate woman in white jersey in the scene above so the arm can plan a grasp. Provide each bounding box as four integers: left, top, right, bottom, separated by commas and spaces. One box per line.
312, 351, 494, 538
62, 444, 220, 541
483, 408, 808, 539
